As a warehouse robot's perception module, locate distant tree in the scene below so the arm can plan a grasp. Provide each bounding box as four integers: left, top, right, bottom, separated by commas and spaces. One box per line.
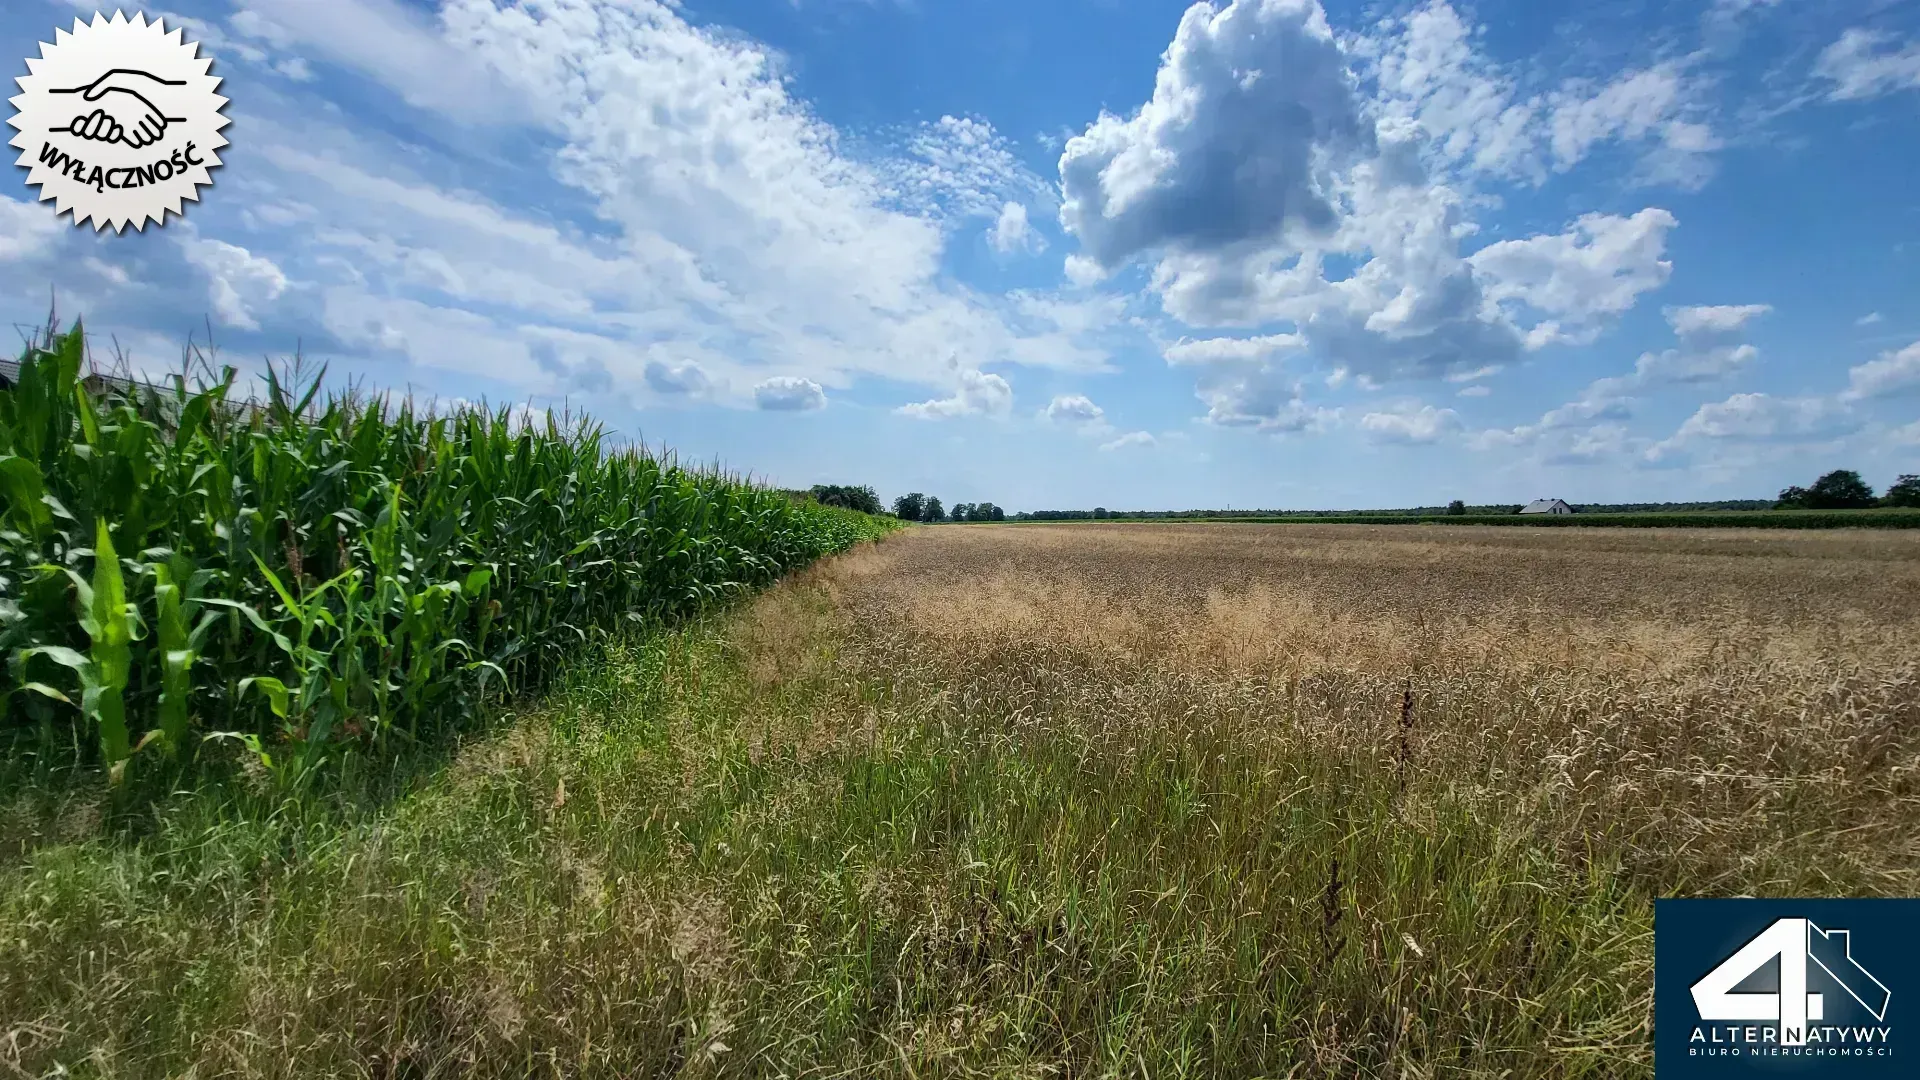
921, 496, 944, 522
809, 484, 883, 514
892, 492, 925, 521
952, 502, 975, 522
1093, 507, 1109, 520
963, 502, 1002, 522
1804, 469, 1876, 509
1776, 485, 1810, 509
1446, 499, 1466, 516
1883, 474, 1920, 508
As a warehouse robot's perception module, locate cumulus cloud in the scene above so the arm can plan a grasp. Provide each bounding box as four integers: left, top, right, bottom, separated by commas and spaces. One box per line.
73, 0, 1129, 423
1616, 303, 1769, 385
1044, 393, 1105, 424
1666, 303, 1770, 337
1100, 431, 1156, 451
1058, 0, 1366, 272
1669, 392, 1856, 442
988, 202, 1043, 255
1054, 0, 1688, 397
1162, 333, 1306, 364
0, 196, 62, 262
897, 368, 1014, 419
1842, 341, 1920, 401
1359, 402, 1461, 443
1356, 0, 1540, 180
754, 376, 826, 411
1469, 394, 1632, 449
1472, 301, 1768, 454
1359, 2, 1721, 187
644, 358, 713, 397
1468, 209, 1677, 346
1160, 331, 1333, 431
179, 237, 290, 331
1545, 66, 1721, 187
1814, 29, 1920, 102
1198, 374, 1336, 432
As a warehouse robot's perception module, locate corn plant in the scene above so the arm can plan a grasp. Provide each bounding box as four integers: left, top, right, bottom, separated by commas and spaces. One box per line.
0, 321, 899, 783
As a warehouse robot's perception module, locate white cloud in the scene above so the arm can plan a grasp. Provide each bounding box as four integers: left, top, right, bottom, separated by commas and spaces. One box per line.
1666, 303, 1770, 337
1162, 333, 1306, 365
1057, 0, 1365, 272
1842, 342, 1920, 401
1359, 3, 1720, 188
1892, 419, 1920, 447
1857, 312, 1884, 327
1670, 392, 1857, 441
1062, 254, 1108, 288
1357, 0, 1541, 180
228, 0, 534, 123
1054, 0, 1687, 397
889, 116, 1054, 225
1456, 384, 1490, 398
1468, 209, 1677, 345
1100, 431, 1157, 451
644, 358, 713, 397
1814, 29, 1920, 102
1629, 341, 1757, 385
897, 368, 1014, 419
1608, 303, 1770, 386
1470, 393, 1632, 450
1473, 299, 1769, 454
179, 236, 290, 331
1545, 65, 1720, 187
1044, 393, 1105, 424
1160, 332, 1334, 432
1360, 402, 1461, 443
96, 0, 1130, 422
0, 195, 62, 262
989, 201, 1043, 255
754, 376, 826, 411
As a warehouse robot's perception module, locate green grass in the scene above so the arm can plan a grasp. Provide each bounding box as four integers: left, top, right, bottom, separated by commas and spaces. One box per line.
0, 581, 1653, 1078
1, 321, 898, 790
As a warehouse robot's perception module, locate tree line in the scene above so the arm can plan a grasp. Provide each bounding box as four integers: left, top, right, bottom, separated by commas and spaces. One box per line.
791, 469, 1920, 522
1777, 470, 1919, 509
890, 493, 1005, 522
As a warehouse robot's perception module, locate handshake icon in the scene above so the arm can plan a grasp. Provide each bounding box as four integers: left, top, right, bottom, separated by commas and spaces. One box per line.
50, 68, 188, 149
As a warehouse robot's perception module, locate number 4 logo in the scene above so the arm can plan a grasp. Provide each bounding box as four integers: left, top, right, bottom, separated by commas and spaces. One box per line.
1691, 917, 1892, 1046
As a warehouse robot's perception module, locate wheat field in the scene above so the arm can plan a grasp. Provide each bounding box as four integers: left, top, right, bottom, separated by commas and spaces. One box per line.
4, 523, 1916, 1077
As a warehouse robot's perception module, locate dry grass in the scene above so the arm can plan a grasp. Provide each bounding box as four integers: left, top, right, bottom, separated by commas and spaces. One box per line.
2, 524, 1914, 1077
826, 525, 1919, 896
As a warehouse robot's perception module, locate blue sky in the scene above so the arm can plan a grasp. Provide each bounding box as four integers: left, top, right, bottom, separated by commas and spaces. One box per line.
4, 0, 1918, 511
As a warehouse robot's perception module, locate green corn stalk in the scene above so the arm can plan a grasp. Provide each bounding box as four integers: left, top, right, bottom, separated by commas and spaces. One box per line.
152, 560, 195, 756
1, 318, 902, 785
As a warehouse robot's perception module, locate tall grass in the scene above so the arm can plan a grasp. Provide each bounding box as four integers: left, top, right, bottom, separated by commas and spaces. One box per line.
0, 321, 897, 787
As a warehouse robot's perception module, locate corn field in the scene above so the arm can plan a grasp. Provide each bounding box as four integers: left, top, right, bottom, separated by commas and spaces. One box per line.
0, 322, 898, 785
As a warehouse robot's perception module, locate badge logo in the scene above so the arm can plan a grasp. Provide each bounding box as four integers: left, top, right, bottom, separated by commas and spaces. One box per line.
1657, 898, 1913, 1076
8, 11, 229, 232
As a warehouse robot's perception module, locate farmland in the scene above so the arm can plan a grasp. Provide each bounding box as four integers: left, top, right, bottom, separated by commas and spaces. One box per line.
5, 520, 1915, 1076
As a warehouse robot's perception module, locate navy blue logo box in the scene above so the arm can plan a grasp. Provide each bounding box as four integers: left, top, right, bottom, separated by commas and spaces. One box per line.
1656, 899, 1917, 1077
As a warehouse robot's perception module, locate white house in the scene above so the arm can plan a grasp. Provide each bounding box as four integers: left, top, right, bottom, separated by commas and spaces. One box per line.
1519, 498, 1574, 515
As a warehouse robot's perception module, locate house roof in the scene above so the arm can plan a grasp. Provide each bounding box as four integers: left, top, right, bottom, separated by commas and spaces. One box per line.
1519, 498, 1572, 513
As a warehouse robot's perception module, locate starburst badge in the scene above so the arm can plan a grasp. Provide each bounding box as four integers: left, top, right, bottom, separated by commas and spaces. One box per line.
8, 11, 230, 232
